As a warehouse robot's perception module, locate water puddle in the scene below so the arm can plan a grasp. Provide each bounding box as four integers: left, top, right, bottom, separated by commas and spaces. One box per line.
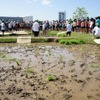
0, 43, 100, 100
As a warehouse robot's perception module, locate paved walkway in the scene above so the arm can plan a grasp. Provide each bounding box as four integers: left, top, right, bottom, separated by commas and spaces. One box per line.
0, 31, 28, 35
94, 39, 100, 44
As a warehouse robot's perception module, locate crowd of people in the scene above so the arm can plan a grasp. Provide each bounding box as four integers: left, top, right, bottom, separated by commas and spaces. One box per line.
0, 20, 33, 36
32, 16, 100, 37
0, 16, 100, 37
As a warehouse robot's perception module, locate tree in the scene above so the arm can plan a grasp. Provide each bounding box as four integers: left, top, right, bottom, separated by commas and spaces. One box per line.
73, 7, 88, 20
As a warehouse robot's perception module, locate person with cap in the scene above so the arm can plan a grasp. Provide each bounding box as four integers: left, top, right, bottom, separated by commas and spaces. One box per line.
92, 23, 100, 36
0, 20, 6, 36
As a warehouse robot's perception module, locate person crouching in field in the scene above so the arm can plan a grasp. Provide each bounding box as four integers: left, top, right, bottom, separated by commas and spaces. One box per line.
66, 21, 72, 36
92, 23, 100, 37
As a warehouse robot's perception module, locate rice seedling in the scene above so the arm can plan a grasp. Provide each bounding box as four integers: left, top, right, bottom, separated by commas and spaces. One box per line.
25, 67, 34, 74
47, 75, 55, 81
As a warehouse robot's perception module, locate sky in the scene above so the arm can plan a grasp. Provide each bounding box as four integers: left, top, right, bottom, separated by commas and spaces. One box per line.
0, 0, 100, 21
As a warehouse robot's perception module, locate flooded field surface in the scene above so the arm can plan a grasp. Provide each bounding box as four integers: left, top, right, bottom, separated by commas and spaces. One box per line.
0, 43, 100, 100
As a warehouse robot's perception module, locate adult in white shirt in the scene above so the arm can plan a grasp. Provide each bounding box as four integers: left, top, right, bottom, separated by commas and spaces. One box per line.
32, 20, 39, 37
0, 21, 6, 36
66, 22, 72, 36
92, 23, 100, 36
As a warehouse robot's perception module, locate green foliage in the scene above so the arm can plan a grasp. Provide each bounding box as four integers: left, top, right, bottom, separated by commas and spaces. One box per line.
0, 52, 6, 58
14, 59, 21, 66
0, 31, 96, 45
90, 62, 100, 68
25, 67, 34, 73
0, 53, 21, 66
59, 39, 66, 44
95, 36, 100, 39
0, 38, 17, 43
59, 39, 85, 45
57, 32, 66, 37
47, 75, 55, 81
73, 7, 88, 19
4, 57, 21, 66
47, 31, 58, 37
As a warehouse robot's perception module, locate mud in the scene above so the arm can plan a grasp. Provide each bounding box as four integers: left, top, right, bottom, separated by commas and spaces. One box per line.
0, 43, 100, 100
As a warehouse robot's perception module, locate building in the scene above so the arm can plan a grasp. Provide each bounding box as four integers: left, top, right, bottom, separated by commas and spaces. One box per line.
58, 11, 66, 22
23, 16, 33, 22
0, 16, 33, 22
0, 16, 23, 22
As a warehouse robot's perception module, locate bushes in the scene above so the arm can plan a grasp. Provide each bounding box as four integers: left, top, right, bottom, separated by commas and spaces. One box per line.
95, 36, 100, 39
59, 39, 85, 45
59, 39, 66, 44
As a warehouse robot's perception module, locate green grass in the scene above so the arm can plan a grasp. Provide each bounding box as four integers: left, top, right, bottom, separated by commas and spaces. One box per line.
71, 32, 94, 44
59, 39, 85, 45
0, 53, 21, 66
57, 32, 66, 37
46, 31, 95, 44
0, 52, 6, 58
0, 30, 97, 45
25, 67, 34, 73
56, 32, 95, 44
3, 57, 21, 66
95, 36, 100, 39
0, 37, 17, 43
47, 30, 58, 37
89, 62, 100, 68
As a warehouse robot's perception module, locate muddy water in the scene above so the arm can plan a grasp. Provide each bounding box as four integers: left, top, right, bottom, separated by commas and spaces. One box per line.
0, 43, 100, 100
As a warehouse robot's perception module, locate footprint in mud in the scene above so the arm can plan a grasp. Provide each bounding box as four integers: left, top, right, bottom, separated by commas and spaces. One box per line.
87, 94, 93, 99
80, 62, 86, 68
6, 84, 23, 95
20, 92, 32, 98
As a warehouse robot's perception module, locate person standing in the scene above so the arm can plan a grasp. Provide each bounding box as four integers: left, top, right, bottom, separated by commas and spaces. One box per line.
8, 21, 12, 32
42, 21, 47, 36
66, 21, 72, 36
32, 20, 40, 37
0, 20, 6, 36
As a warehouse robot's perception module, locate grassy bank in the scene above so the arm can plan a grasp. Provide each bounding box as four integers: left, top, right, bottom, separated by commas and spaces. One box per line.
0, 31, 98, 45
